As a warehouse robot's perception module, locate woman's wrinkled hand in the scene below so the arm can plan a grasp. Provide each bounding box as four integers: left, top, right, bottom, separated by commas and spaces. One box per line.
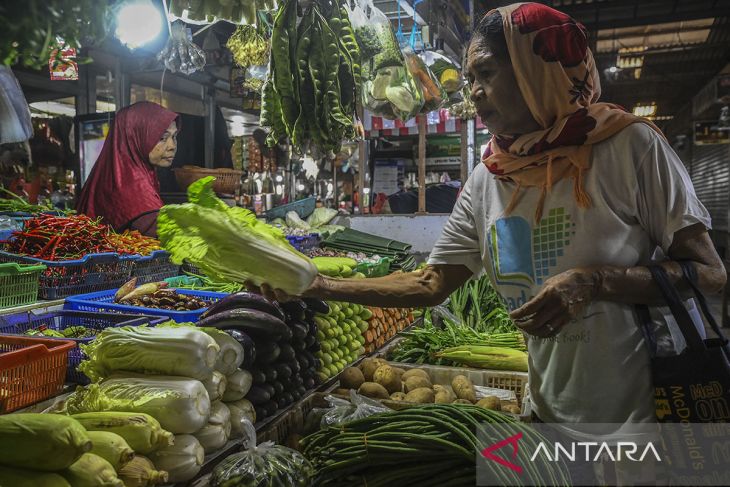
510, 268, 601, 338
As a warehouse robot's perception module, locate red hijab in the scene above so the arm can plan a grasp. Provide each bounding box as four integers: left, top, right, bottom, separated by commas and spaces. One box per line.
77, 102, 178, 230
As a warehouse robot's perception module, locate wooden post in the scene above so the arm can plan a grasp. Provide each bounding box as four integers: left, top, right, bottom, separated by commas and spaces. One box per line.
357, 138, 366, 214
460, 119, 468, 183
418, 115, 427, 214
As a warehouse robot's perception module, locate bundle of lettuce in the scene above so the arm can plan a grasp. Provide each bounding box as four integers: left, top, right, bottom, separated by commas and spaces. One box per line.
158, 177, 318, 296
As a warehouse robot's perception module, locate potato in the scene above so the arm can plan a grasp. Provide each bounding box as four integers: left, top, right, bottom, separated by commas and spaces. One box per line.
404, 376, 432, 393
333, 388, 351, 396
434, 389, 456, 404
358, 382, 389, 399
503, 405, 522, 415
452, 399, 472, 405
373, 365, 402, 394
340, 367, 365, 390
432, 384, 446, 393
360, 358, 387, 381
405, 387, 435, 403
476, 396, 502, 411
390, 392, 407, 401
451, 375, 477, 403
391, 367, 406, 376
401, 369, 430, 381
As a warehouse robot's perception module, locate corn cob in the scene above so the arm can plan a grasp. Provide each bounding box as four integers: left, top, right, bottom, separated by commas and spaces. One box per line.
435, 345, 528, 372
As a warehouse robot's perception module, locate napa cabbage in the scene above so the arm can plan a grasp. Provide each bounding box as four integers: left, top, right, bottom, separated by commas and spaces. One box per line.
158, 177, 317, 296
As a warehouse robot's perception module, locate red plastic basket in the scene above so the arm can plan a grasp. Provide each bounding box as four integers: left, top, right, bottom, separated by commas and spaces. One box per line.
0, 335, 74, 412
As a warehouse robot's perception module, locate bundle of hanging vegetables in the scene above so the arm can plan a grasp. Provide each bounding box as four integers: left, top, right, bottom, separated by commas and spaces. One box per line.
260, 0, 361, 156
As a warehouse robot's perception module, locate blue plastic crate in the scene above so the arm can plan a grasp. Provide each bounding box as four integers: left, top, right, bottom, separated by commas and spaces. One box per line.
286, 233, 320, 252
0, 310, 165, 384
65, 289, 226, 322
130, 250, 181, 285
0, 251, 136, 300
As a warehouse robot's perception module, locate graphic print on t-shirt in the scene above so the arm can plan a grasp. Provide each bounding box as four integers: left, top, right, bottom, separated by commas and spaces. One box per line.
488, 208, 576, 288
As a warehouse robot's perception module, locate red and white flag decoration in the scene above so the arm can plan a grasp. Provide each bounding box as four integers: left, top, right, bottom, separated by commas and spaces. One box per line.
363, 109, 486, 137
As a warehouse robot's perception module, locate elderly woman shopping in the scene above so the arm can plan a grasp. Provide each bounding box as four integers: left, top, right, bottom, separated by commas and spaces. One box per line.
254, 2, 725, 482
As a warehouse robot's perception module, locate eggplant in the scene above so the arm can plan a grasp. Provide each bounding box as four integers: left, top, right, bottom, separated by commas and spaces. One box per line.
225, 329, 256, 368
304, 310, 316, 322
255, 341, 281, 365
292, 340, 307, 352
281, 300, 306, 321
276, 396, 288, 409
304, 377, 316, 389
296, 385, 307, 397
289, 322, 309, 341
199, 308, 292, 341
297, 355, 309, 372
261, 383, 276, 398
274, 363, 292, 380
272, 381, 284, 396
251, 369, 267, 385
308, 341, 321, 353
262, 366, 278, 383
283, 392, 294, 404
278, 343, 296, 362
246, 386, 271, 405
304, 334, 316, 347
289, 359, 301, 374
200, 292, 285, 321
302, 298, 329, 314
307, 320, 318, 336
291, 389, 302, 401
261, 401, 278, 418
254, 406, 267, 421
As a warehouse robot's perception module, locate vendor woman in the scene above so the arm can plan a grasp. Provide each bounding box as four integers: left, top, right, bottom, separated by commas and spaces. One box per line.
76, 101, 179, 236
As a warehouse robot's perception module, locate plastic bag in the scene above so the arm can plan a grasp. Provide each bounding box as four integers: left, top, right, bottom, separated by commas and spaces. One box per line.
306, 207, 338, 228
403, 48, 447, 113
157, 21, 206, 75
243, 65, 267, 91
319, 390, 391, 427
210, 441, 314, 487
349, 0, 403, 71
362, 64, 424, 121
419, 50, 465, 94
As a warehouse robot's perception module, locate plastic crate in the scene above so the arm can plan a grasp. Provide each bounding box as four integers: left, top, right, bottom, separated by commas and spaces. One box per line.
0, 262, 46, 309
64, 289, 226, 322
131, 250, 181, 285
0, 251, 136, 300
0, 335, 75, 412
0, 310, 166, 384
265, 197, 316, 221
285, 234, 320, 252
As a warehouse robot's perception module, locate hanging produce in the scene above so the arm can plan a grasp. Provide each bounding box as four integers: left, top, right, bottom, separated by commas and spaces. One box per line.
261, 0, 361, 156
419, 50, 465, 95
403, 47, 447, 113
227, 24, 269, 67
169, 0, 276, 25
158, 21, 206, 75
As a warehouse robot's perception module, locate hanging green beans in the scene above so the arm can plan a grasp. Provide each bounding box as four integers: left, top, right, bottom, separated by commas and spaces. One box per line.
261, 0, 362, 157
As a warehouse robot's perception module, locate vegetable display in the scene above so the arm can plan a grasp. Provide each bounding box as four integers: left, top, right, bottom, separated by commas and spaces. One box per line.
363, 306, 414, 354
114, 283, 212, 312
210, 443, 314, 487
302, 404, 570, 486
389, 311, 526, 366
435, 345, 529, 372
261, 0, 361, 156
448, 275, 516, 334
314, 301, 368, 381
159, 177, 318, 296
0, 188, 59, 213
70, 412, 174, 455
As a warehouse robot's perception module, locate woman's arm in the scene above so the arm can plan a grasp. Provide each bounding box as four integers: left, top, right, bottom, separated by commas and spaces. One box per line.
258, 264, 474, 308
512, 224, 726, 337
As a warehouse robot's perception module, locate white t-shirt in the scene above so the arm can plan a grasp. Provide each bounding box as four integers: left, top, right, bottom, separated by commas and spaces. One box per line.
428, 123, 712, 438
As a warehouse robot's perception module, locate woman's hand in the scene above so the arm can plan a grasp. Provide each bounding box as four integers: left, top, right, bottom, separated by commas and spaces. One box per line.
510, 268, 601, 338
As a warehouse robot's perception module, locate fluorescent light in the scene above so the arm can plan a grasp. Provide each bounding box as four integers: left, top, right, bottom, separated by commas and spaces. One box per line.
609, 66, 618, 73
633, 103, 657, 118
275, 175, 283, 182
115, 0, 164, 49
296, 183, 305, 191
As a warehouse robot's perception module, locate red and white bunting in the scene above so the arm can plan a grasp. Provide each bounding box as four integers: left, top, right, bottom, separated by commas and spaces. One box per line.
363, 109, 486, 137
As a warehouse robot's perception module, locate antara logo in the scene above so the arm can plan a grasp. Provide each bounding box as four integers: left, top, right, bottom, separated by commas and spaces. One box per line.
481, 433, 662, 472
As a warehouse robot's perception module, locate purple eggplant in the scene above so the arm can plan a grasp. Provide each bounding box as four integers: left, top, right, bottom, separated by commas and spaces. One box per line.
200, 308, 293, 341
201, 292, 285, 321
224, 329, 256, 369
302, 298, 329, 314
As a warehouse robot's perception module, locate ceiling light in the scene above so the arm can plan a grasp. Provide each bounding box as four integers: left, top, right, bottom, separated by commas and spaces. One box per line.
633, 103, 657, 118
115, 0, 164, 49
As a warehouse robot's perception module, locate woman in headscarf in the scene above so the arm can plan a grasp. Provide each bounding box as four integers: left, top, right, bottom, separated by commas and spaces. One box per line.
76, 102, 179, 236
251, 4, 724, 480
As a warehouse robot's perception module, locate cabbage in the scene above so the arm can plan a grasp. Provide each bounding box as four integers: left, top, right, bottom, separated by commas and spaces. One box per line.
194, 402, 231, 454
79, 327, 219, 383
65, 375, 211, 434
202, 371, 228, 402
158, 177, 317, 295
157, 321, 244, 375
222, 369, 252, 402
148, 435, 204, 483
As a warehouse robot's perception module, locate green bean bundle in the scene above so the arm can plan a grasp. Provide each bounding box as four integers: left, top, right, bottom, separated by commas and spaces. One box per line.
301, 404, 571, 487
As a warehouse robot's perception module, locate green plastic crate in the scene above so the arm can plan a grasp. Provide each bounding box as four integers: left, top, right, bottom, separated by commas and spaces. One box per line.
0, 263, 46, 309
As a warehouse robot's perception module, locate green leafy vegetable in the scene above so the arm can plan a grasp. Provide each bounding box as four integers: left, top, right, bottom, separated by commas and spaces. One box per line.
158, 177, 317, 296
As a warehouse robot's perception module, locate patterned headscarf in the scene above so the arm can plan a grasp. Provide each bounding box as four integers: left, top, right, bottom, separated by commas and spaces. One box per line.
481, 3, 663, 222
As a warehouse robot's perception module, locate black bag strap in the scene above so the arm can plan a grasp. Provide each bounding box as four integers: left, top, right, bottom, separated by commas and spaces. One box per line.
678, 260, 729, 347
118, 209, 159, 233
647, 264, 706, 352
